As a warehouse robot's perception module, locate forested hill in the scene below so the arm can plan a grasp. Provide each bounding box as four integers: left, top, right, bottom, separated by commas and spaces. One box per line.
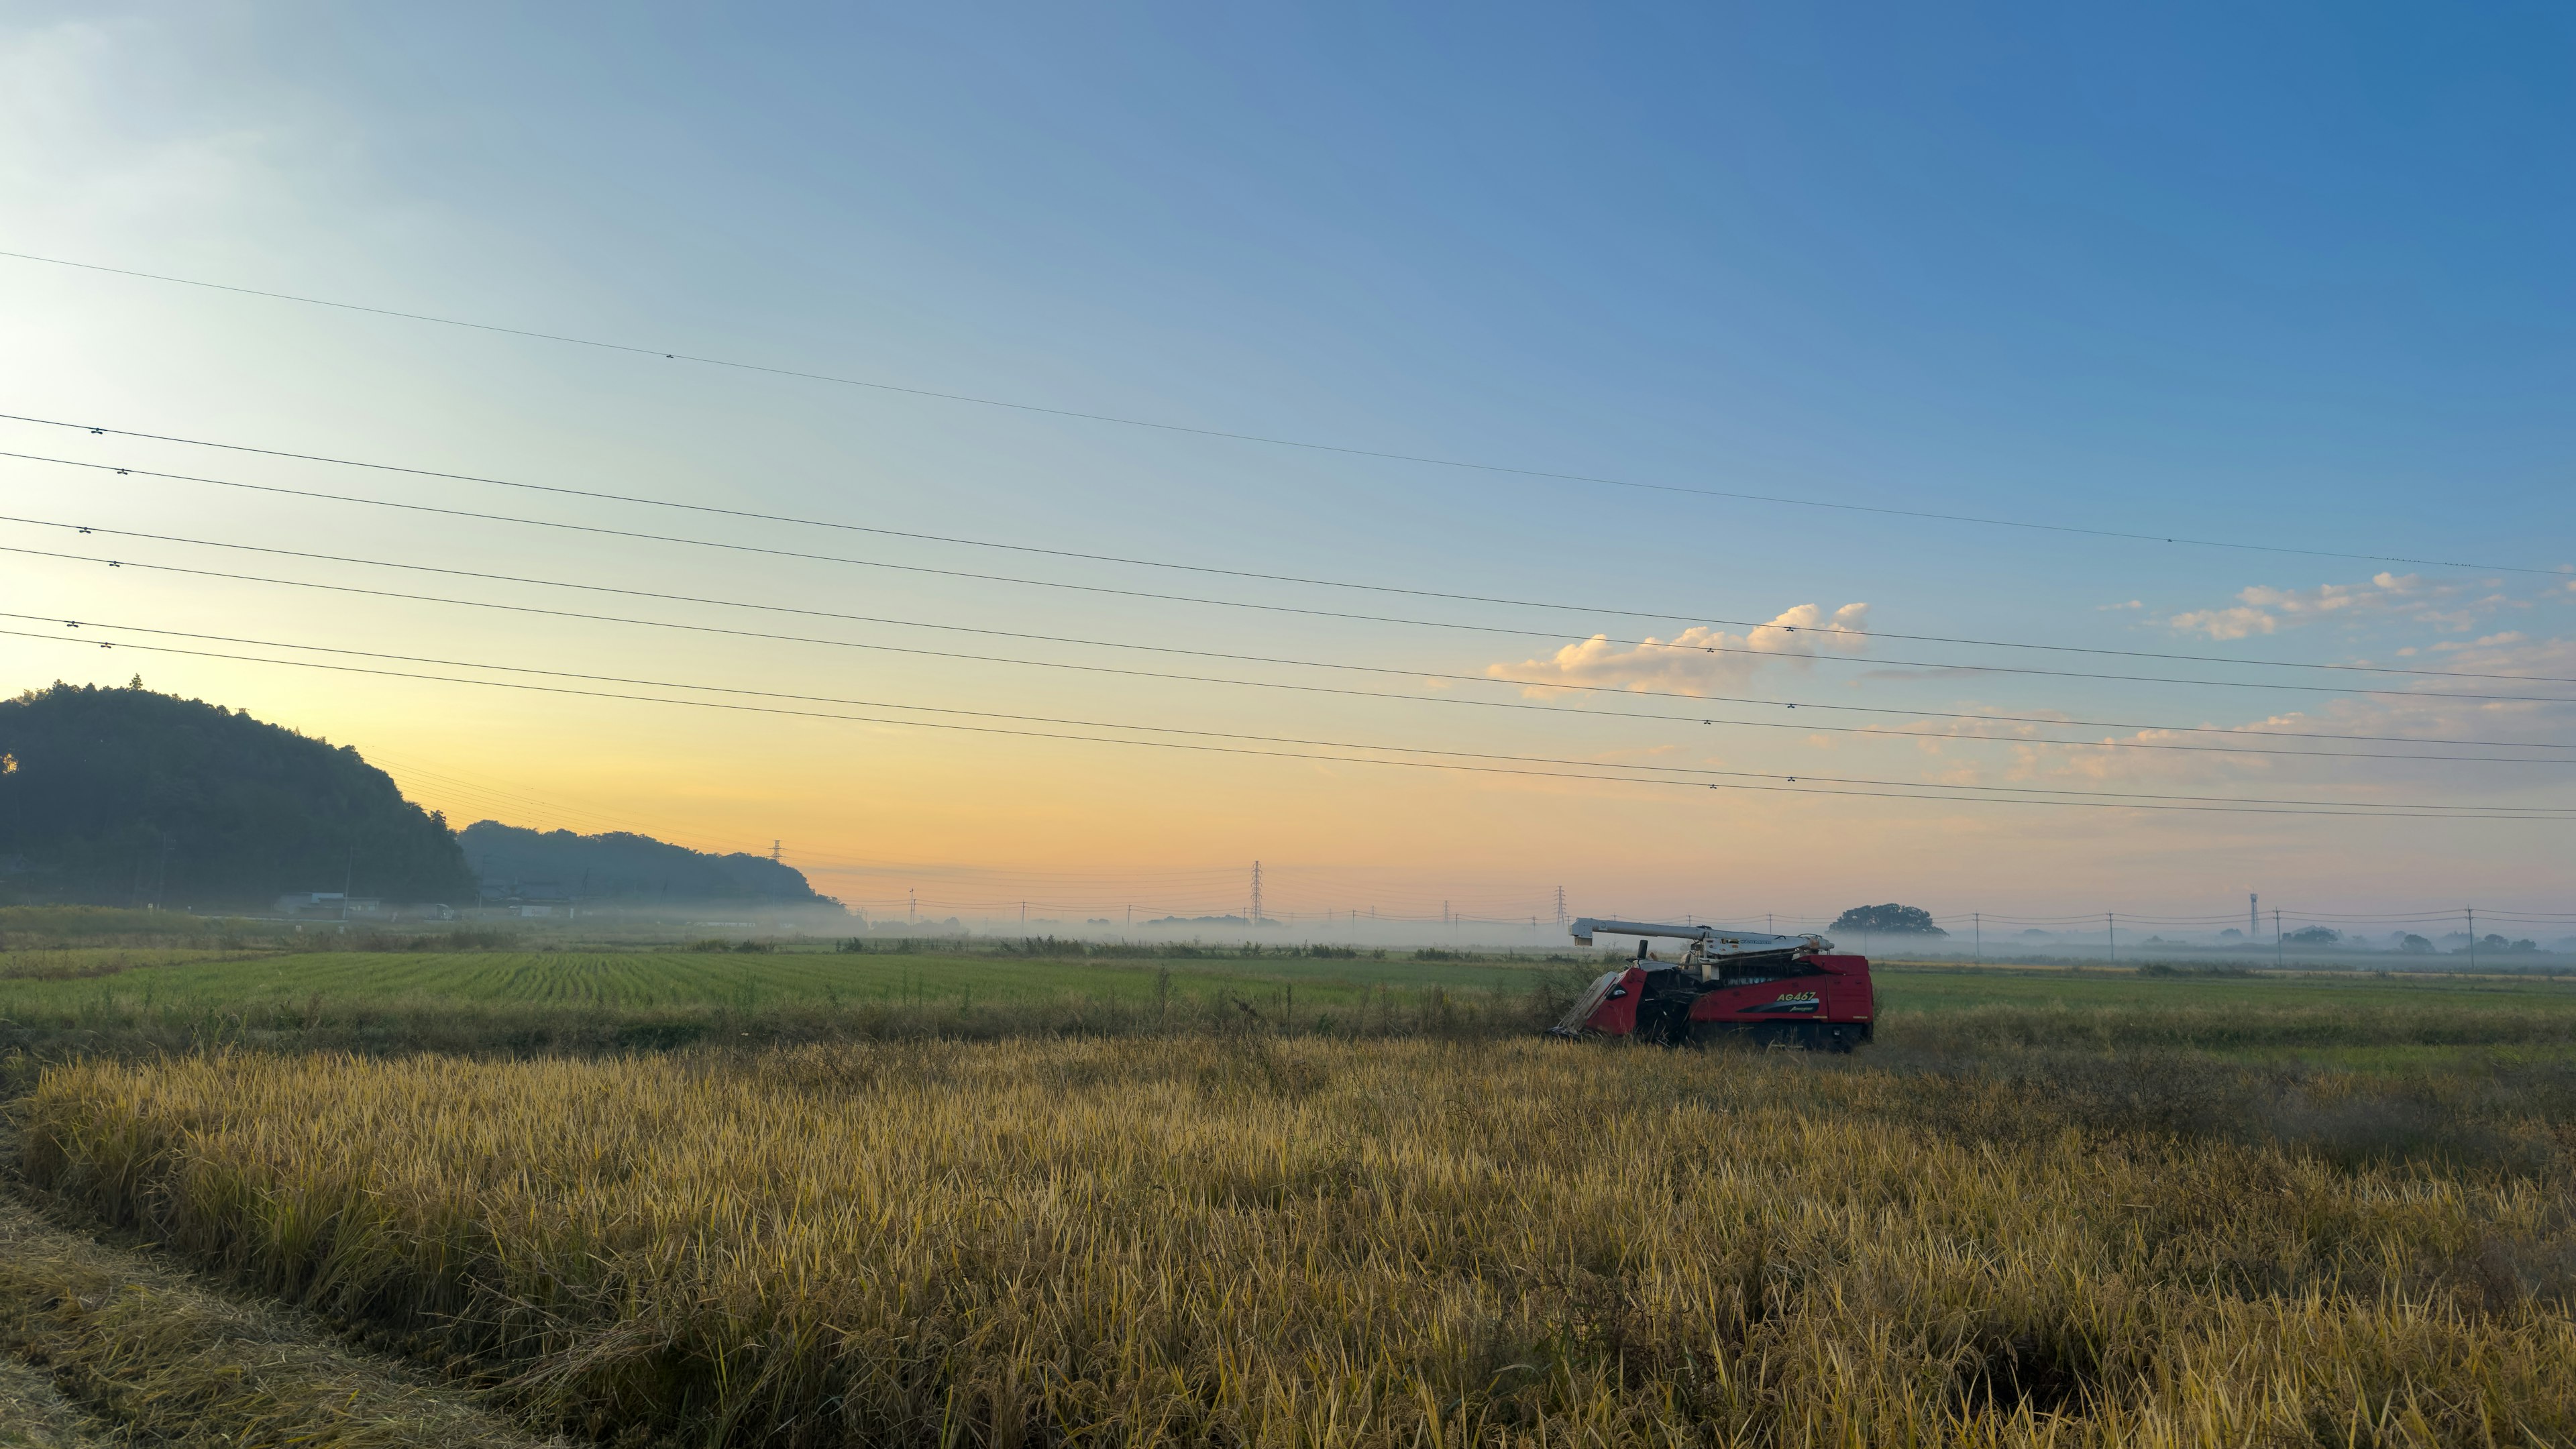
0, 683, 476, 906
457, 821, 835, 905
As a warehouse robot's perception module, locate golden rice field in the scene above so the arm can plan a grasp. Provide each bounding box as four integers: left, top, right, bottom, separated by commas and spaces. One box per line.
21, 1036, 2575, 1448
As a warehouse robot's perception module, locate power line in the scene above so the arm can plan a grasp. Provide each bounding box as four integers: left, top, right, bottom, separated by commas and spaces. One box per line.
23, 453, 2576, 704
54, 621, 2461, 818
14, 614, 2573, 819
13, 534, 2571, 767
0, 247, 2557, 577
4, 411, 2562, 686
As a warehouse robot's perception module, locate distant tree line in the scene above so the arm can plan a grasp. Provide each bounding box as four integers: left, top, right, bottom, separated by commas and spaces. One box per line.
0, 682, 474, 906
0, 684, 849, 911
460, 821, 835, 905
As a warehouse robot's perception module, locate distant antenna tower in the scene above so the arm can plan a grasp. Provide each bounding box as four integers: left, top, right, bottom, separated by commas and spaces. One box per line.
771, 839, 782, 864
2249, 892, 2258, 936
1250, 861, 1264, 924
1554, 886, 1567, 927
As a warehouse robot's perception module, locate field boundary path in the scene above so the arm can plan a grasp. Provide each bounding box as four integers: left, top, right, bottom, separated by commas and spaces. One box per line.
0, 1354, 104, 1449
0, 1180, 563, 1449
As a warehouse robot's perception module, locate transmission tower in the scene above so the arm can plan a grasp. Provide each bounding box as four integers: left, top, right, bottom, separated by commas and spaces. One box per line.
1250, 861, 1264, 924
770, 839, 782, 864
1554, 886, 1566, 926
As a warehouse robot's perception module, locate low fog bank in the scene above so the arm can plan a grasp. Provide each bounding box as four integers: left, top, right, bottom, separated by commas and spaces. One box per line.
213, 894, 2576, 970
1837, 928, 2576, 970
841, 912, 1595, 953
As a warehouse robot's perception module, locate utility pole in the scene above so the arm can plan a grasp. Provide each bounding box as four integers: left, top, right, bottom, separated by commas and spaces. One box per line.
2107, 912, 2115, 966
1974, 912, 1981, 965
342, 847, 354, 922
1250, 861, 1263, 925
2249, 893, 2258, 938
2467, 907, 2475, 969
907, 888, 916, 924
154, 831, 173, 908
2274, 908, 2283, 969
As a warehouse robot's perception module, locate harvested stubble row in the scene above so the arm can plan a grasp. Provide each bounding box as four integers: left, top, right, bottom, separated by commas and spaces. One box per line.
19, 1038, 2575, 1448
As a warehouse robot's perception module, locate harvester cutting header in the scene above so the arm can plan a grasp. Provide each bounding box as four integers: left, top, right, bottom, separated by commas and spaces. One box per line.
1552, 917, 1874, 1050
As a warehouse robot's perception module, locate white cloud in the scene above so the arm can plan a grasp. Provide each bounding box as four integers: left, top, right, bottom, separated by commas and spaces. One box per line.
2431, 632, 2526, 652
2165, 604, 2277, 641
2167, 572, 2477, 641
1915, 633, 2576, 801
1487, 603, 1869, 697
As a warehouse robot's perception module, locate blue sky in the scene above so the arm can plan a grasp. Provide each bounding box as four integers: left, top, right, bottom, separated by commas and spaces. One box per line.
1, 3, 2569, 925
299, 3, 2574, 531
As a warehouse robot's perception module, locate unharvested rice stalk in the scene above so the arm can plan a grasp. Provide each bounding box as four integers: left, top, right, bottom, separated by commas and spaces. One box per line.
18, 1038, 2576, 1448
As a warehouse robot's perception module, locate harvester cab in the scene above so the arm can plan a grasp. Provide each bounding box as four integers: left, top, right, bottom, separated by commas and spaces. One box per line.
1552, 917, 1874, 1050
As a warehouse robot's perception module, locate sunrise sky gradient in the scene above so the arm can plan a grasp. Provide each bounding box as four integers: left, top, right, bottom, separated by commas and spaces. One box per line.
2, 5, 2570, 930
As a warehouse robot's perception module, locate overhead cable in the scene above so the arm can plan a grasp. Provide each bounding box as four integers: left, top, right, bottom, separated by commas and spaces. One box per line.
21, 452, 2576, 704
0, 248, 2555, 576
11, 614, 2572, 820
3, 410, 2560, 683
13, 536, 2570, 767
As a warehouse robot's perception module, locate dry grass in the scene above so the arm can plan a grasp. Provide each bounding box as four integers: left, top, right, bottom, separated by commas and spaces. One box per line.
17, 1036, 2575, 1448
0, 1192, 559, 1448
0, 1355, 106, 1449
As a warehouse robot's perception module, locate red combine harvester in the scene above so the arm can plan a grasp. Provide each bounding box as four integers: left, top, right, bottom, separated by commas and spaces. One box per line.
1550, 918, 1874, 1050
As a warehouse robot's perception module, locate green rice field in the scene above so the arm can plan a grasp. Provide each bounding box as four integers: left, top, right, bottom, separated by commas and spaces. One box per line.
4, 945, 2571, 1066
3, 944, 2568, 1010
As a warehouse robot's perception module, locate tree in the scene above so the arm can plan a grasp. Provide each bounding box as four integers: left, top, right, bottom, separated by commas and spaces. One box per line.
0, 684, 474, 906
2282, 926, 2341, 946
2396, 934, 2433, 954
1829, 904, 1947, 936
458, 821, 835, 904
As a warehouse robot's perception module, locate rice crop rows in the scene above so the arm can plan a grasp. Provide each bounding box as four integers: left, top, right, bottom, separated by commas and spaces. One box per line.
0, 948, 1554, 1015
6, 948, 2570, 1022
21, 1037, 2575, 1448
8, 952, 2576, 1089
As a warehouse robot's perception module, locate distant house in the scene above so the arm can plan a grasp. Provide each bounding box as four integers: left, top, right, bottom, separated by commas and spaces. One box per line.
475, 875, 576, 918
275, 892, 386, 919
